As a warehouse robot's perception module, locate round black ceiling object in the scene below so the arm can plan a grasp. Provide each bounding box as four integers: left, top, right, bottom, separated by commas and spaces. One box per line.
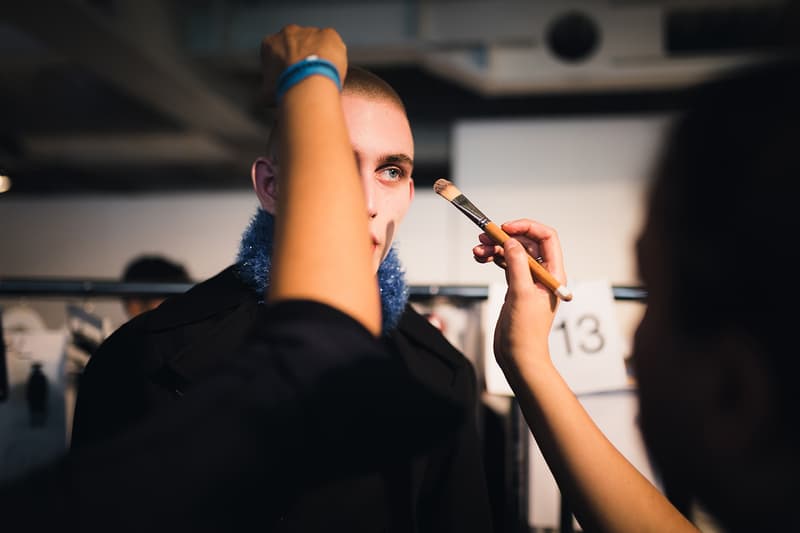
546, 11, 601, 63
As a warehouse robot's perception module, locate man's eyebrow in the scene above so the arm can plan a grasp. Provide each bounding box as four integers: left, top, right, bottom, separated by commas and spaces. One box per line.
381, 154, 414, 167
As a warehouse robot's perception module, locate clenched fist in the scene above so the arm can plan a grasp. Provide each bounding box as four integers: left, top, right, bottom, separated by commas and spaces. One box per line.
260, 24, 348, 104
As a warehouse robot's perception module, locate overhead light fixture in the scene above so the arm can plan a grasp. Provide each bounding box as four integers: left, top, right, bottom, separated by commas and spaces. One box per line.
0, 173, 12, 193
546, 10, 601, 64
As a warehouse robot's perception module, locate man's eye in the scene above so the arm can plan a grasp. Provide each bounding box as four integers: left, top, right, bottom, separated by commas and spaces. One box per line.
379, 167, 404, 181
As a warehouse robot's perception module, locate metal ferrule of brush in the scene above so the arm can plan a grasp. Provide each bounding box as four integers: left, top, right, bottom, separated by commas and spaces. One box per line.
452, 195, 489, 228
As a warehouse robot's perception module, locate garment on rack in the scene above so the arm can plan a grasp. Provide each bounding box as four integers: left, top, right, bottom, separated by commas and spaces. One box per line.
64, 304, 113, 370
0, 305, 68, 483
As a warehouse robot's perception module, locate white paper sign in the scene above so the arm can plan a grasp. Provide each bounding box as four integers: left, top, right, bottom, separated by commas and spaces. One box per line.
484, 280, 629, 396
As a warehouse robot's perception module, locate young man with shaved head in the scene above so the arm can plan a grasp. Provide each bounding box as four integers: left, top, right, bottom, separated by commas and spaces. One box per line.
71, 51, 493, 532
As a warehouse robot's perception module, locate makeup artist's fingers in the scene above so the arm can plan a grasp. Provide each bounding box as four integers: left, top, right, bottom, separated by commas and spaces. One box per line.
504, 239, 536, 295
500, 219, 566, 284
493, 256, 508, 269
478, 232, 496, 246
473, 233, 503, 265
473, 229, 543, 273
493, 237, 556, 372
472, 251, 492, 264
473, 234, 497, 259
473, 249, 508, 269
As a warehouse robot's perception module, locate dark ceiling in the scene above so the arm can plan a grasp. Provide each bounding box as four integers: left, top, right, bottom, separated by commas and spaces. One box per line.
0, 0, 794, 195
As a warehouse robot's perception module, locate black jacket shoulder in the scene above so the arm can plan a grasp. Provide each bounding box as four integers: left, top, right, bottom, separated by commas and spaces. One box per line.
71, 266, 258, 447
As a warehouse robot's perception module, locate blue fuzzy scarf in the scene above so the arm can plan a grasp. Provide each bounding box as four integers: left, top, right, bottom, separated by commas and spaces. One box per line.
235, 208, 409, 334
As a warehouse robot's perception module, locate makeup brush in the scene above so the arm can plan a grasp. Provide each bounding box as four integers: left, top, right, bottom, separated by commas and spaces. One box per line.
433, 178, 573, 302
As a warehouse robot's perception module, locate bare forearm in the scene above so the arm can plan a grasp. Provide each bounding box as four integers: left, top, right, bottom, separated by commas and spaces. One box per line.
269, 72, 381, 335
509, 355, 698, 533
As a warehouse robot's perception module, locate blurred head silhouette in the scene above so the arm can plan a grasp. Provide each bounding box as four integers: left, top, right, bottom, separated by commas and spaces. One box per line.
121, 255, 190, 318
632, 55, 800, 531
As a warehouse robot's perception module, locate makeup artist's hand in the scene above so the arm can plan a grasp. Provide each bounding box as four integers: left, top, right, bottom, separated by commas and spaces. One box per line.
261, 25, 348, 103
473, 219, 566, 377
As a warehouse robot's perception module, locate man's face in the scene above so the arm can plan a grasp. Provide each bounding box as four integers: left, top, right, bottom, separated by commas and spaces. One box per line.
341, 92, 415, 272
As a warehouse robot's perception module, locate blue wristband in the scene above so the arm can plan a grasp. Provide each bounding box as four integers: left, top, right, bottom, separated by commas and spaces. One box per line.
275, 55, 342, 104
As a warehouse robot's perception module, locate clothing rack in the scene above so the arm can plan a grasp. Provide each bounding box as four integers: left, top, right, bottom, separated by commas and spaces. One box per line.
0, 276, 645, 533
0, 279, 648, 301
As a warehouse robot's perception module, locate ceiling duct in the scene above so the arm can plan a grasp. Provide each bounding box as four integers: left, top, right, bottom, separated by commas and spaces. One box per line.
414, 0, 790, 95
181, 0, 791, 96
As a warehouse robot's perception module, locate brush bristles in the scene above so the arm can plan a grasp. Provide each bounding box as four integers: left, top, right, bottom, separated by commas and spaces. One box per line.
433, 178, 462, 202
557, 286, 573, 302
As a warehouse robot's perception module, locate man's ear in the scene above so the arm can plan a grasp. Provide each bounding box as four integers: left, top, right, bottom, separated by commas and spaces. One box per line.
251, 157, 279, 214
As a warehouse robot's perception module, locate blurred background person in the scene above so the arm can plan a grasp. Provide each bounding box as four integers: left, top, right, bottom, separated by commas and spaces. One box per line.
120, 255, 191, 319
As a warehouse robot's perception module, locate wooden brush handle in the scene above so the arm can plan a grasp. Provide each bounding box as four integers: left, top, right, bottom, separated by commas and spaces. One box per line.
484, 221, 569, 301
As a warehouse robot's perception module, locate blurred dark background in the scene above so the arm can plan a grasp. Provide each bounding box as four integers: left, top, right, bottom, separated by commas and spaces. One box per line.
0, 0, 794, 194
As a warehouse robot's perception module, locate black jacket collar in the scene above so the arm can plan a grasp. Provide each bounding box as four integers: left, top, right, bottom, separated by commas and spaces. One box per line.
140, 265, 466, 384
143, 266, 250, 332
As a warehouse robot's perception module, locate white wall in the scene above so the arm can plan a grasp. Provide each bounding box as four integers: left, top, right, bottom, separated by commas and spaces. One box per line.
1, 114, 671, 331
402, 114, 673, 284
399, 114, 673, 342
1, 192, 258, 279
1, 192, 259, 327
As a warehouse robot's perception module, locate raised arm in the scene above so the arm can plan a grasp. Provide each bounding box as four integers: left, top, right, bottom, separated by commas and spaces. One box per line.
261, 25, 381, 335
475, 219, 698, 533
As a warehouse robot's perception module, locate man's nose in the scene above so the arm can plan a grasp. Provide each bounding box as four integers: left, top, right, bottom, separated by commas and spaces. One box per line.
361, 173, 377, 219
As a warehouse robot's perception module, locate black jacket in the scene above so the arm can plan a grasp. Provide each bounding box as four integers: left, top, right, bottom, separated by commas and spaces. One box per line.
71, 266, 493, 533
4, 300, 465, 532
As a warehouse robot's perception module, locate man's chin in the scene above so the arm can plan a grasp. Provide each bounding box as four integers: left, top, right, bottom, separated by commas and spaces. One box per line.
372, 247, 386, 272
